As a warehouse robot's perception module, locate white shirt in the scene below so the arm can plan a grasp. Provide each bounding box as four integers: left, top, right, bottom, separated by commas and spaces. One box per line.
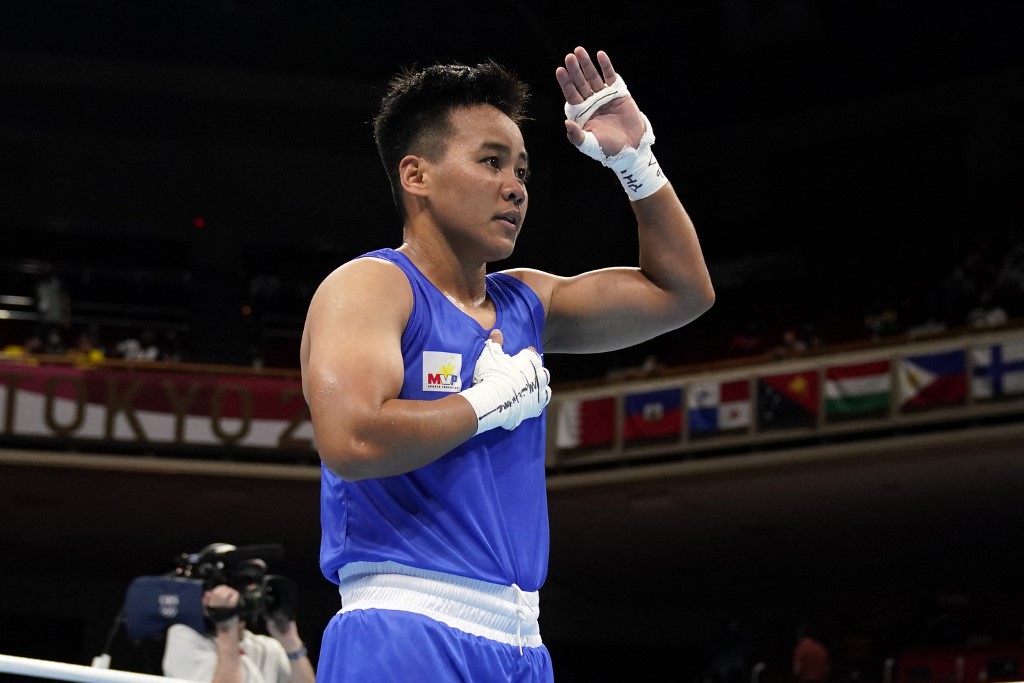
162, 623, 291, 683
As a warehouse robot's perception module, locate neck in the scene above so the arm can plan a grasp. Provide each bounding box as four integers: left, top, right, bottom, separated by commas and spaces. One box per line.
398, 237, 488, 310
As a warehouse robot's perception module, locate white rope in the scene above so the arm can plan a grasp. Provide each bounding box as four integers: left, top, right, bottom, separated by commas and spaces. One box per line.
0, 654, 197, 683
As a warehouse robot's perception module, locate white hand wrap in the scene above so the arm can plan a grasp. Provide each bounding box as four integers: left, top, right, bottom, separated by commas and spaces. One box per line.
460, 340, 552, 435
564, 74, 633, 128
563, 75, 668, 201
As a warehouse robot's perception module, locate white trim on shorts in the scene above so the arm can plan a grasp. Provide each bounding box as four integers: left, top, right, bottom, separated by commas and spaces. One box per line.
338, 560, 543, 650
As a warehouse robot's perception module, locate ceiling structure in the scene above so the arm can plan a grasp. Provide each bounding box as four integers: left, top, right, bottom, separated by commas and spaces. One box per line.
3, 1, 1021, 264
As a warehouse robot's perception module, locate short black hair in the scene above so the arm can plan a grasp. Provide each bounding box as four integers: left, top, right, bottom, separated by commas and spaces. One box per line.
372, 59, 531, 221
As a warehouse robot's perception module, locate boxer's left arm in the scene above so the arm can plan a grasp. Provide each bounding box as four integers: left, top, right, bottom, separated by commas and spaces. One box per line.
506, 47, 715, 354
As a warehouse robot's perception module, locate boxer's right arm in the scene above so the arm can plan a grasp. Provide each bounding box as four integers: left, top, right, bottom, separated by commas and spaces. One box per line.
301, 260, 551, 480
301, 258, 479, 481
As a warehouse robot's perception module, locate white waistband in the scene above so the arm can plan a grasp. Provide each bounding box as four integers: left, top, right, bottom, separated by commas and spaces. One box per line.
338, 561, 542, 650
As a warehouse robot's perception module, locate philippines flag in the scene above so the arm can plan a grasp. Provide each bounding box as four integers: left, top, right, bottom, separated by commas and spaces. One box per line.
898, 349, 966, 410
555, 396, 616, 450
623, 388, 683, 443
687, 379, 751, 434
971, 340, 1024, 399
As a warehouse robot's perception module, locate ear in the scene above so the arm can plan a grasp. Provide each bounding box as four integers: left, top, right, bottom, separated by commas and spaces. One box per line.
399, 155, 429, 198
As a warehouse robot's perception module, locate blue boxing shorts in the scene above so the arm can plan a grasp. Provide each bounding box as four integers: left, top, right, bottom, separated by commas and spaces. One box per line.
316, 561, 554, 683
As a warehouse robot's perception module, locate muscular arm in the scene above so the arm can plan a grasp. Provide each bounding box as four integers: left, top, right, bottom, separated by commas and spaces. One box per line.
507, 47, 714, 354
300, 258, 478, 481
510, 184, 713, 353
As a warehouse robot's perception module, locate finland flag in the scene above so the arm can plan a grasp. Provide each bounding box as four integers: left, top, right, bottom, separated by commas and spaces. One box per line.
971, 340, 1024, 399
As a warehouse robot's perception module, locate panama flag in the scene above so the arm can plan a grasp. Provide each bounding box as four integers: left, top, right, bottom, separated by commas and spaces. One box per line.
824, 359, 891, 419
898, 349, 966, 410
555, 396, 616, 450
623, 388, 683, 443
687, 379, 751, 434
971, 340, 1024, 399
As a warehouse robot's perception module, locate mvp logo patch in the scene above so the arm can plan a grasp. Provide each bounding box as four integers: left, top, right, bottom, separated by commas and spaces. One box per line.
422, 351, 463, 392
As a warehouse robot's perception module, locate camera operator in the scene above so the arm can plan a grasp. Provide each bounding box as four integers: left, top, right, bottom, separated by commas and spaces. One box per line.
161, 559, 315, 683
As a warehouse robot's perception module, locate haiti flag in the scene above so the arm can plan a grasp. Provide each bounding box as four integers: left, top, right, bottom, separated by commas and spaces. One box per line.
623, 388, 683, 444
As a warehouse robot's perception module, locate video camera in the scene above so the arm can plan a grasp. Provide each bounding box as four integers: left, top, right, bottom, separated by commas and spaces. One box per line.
123, 542, 299, 640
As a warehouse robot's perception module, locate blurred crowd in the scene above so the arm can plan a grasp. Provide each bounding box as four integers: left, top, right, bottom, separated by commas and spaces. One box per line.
2, 229, 1022, 378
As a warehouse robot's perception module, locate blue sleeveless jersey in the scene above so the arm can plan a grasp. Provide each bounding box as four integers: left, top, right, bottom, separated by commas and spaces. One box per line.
319, 248, 549, 591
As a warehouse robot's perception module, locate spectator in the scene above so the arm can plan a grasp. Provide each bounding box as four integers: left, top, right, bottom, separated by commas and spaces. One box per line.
990, 232, 1024, 317
639, 353, 664, 373
727, 322, 768, 357
863, 306, 901, 342
606, 352, 664, 381
793, 624, 831, 683
966, 289, 1009, 329
930, 264, 977, 329
33, 263, 71, 340
41, 327, 67, 355
161, 330, 185, 363
804, 322, 824, 352
774, 326, 809, 359
249, 343, 265, 369
707, 617, 751, 683
115, 328, 161, 361
68, 329, 105, 366
833, 625, 875, 683
1, 333, 43, 359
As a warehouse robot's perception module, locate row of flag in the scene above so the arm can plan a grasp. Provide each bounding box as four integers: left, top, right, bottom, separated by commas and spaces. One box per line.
555, 340, 1024, 450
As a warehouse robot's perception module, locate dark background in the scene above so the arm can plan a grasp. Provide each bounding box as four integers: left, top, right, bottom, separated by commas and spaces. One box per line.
1, 2, 1024, 682
2, 1, 1021, 376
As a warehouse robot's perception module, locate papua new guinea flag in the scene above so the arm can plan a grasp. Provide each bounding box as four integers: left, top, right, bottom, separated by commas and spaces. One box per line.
898, 349, 966, 410
757, 370, 819, 430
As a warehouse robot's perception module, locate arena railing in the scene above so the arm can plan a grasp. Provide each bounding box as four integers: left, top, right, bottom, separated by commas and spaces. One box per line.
0, 320, 1020, 474
543, 322, 1024, 472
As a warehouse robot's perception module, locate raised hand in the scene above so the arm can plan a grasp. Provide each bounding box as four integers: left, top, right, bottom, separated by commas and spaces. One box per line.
555, 47, 646, 158
555, 46, 667, 200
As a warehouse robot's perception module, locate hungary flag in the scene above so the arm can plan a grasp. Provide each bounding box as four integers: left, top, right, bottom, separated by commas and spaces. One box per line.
824, 359, 891, 420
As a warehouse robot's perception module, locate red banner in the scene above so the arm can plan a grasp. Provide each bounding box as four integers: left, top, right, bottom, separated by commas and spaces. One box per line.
0, 359, 314, 451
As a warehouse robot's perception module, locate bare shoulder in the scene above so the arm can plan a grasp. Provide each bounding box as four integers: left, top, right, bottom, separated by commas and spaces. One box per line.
315, 256, 409, 290
309, 257, 412, 318
301, 257, 413, 370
